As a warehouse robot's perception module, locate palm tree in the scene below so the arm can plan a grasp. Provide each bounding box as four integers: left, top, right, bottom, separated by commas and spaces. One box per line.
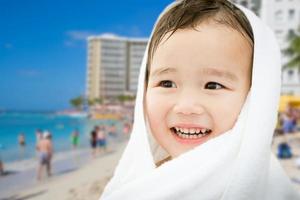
94, 98, 103, 105
87, 99, 95, 106
283, 31, 300, 69
70, 96, 84, 110
117, 95, 135, 104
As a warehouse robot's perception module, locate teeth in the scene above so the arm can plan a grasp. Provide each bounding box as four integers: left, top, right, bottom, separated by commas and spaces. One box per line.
190, 128, 196, 134
173, 127, 211, 139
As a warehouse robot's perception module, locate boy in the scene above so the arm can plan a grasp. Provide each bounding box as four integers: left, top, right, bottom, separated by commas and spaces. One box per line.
145, 3, 252, 159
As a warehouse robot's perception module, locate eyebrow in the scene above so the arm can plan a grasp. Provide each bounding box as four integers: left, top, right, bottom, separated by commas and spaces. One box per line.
150, 66, 238, 82
150, 67, 177, 77
200, 68, 238, 82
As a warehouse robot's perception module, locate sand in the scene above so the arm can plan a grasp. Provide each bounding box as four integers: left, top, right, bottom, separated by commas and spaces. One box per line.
4, 142, 127, 200
271, 132, 300, 192
3, 133, 300, 200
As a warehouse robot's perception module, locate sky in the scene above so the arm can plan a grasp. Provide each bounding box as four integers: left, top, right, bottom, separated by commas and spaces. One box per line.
0, 0, 173, 111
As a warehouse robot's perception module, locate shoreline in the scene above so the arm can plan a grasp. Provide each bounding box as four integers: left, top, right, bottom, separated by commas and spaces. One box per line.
2, 141, 127, 200
0, 140, 127, 199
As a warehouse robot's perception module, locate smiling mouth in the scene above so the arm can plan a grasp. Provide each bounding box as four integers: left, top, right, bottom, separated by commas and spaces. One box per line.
170, 127, 212, 139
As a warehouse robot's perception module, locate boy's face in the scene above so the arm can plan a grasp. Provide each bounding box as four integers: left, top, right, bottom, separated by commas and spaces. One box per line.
145, 22, 252, 158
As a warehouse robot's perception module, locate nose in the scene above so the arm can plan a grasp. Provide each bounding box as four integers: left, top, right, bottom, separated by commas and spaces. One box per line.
172, 90, 206, 115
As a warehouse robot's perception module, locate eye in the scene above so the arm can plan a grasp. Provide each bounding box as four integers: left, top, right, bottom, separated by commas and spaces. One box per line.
205, 82, 225, 90
159, 80, 176, 88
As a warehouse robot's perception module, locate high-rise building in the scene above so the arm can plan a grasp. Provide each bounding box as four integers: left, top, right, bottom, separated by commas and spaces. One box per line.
234, 0, 300, 95
260, 0, 300, 95
86, 34, 147, 101
232, 0, 261, 15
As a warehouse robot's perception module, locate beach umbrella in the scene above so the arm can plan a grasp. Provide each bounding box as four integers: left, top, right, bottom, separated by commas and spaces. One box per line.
279, 95, 300, 112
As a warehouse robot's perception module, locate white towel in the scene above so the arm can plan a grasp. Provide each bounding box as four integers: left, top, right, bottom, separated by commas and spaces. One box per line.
100, 2, 300, 200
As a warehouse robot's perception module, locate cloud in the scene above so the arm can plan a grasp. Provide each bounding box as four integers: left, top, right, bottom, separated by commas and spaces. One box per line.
64, 28, 144, 48
66, 30, 96, 41
64, 40, 75, 47
128, 25, 142, 37
115, 25, 143, 37
64, 30, 97, 47
17, 69, 41, 77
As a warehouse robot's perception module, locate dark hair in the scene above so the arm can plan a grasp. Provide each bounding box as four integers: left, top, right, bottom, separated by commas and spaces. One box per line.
146, 0, 254, 84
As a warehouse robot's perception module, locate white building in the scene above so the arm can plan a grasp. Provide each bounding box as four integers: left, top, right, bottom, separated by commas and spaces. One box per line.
261, 0, 300, 95
234, 0, 300, 95
86, 34, 147, 100
232, 0, 261, 15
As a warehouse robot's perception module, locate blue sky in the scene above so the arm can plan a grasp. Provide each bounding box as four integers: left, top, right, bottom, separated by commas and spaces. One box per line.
0, 0, 173, 111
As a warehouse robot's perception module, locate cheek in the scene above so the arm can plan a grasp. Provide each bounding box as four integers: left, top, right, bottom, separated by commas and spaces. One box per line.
145, 92, 168, 145
146, 92, 164, 126
212, 93, 247, 132
145, 91, 173, 134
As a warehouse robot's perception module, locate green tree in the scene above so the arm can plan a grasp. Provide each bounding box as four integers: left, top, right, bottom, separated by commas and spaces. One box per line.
87, 99, 95, 106
86, 98, 103, 107
117, 95, 135, 103
70, 96, 84, 110
283, 31, 300, 69
94, 98, 103, 104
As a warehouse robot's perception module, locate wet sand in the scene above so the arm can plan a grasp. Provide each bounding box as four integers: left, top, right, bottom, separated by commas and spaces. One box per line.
0, 141, 127, 200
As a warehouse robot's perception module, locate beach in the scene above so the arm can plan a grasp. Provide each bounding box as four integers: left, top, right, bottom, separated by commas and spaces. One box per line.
0, 141, 127, 200
1, 133, 299, 200
0, 110, 132, 200
271, 132, 300, 192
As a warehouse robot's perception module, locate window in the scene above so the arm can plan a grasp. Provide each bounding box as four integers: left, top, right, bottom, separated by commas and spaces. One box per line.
287, 29, 296, 38
288, 9, 295, 20
240, 0, 248, 7
275, 29, 283, 36
275, 10, 284, 21
288, 69, 294, 78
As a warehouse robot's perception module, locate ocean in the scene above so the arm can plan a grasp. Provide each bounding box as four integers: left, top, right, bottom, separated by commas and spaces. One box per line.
0, 111, 123, 163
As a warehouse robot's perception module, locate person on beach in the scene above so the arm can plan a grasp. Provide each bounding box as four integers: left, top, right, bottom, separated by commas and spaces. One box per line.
100, 0, 299, 199
108, 124, 117, 137
35, 129, 43, 151
18, 133, 26, 159
0, 144, 4, 175
18, 133, 26, 147
71, 129, 79, 149
36, 131, 53, 180
122, 122, 131, 138
97, 125, 107, 153
282, 103, 299, 135
90, 126, 98, 157
0, 159, 3, 175
35, 129, 43, 143
278, 104, 298, 159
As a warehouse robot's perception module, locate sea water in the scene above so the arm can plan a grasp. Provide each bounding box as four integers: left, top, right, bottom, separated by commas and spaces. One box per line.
0, 111, 123, 163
